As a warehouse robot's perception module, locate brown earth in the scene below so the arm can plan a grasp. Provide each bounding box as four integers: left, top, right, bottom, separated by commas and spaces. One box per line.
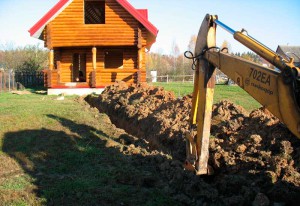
85, 81, 300, 205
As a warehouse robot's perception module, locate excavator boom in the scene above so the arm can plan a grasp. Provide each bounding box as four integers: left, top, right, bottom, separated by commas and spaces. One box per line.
185, 14, 300, 175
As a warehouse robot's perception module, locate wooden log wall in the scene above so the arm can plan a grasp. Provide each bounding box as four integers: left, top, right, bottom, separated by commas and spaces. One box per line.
50, 70, 58, 87
46, 0, 148, 49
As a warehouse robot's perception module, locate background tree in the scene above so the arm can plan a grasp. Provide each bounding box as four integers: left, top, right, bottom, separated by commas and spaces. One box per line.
240, 51, 261, 63
146, 52, 172, 76
187, 35, 197, 52
0, 43, 48, 72
171, 40, 180, 75
0, 50, 5, 68
221, 40, 232, 53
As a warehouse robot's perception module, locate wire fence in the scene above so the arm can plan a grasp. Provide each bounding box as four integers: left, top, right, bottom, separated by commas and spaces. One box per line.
146, 74, 230, 84
0, 70, 44, 93
0, 70, 17, 92
0, 71, 230, 93
146, 74, 194, 83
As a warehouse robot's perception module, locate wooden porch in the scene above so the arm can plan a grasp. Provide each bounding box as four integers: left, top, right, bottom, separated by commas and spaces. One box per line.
44, 46, 146, 89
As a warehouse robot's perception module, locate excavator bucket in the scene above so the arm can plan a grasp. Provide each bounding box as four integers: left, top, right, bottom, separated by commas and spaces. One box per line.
185, 14, 217, 175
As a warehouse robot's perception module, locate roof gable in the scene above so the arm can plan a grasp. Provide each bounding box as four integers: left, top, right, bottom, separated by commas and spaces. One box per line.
276, 45, 300, 63
29, 0, 158, 40
29, 0, 73, 39
137, 9, 148, 20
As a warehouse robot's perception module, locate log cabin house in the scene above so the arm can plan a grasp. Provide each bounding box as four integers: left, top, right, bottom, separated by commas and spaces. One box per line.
29, 0, 158, 95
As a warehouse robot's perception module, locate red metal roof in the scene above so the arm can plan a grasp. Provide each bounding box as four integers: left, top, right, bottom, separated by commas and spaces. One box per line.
29, 0, 158, 40
29, 0, 72, 38
137, 9, 148, 20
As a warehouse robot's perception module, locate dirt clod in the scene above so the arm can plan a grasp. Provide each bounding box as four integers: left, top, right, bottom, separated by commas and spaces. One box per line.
252, 193, 270, 206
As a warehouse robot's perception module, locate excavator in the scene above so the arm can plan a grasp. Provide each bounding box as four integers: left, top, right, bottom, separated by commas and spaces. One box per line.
184, 14, 300, 175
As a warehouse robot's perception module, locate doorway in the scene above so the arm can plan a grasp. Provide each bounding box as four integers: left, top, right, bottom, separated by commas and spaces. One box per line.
72, 53, 86, 82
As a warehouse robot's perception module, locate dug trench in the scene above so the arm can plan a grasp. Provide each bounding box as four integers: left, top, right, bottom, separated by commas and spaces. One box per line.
85, 81, 300, 205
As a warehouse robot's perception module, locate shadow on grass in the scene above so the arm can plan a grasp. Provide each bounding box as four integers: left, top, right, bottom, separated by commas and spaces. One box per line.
2, 115, 176, 206
26, 86, 47, 95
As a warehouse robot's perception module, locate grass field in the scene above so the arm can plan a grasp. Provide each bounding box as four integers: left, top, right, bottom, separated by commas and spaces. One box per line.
151, 82, 261, 111
0, 84, 260, 205
0, 92, 176, 206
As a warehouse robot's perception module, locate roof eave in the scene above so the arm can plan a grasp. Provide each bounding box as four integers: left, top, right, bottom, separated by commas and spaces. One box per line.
28, 0, 73, 39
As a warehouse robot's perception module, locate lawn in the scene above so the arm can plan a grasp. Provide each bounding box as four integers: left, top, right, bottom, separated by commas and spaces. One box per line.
0, 84, 260, 205
150, 82, 261, 111
0, 92, 176, 206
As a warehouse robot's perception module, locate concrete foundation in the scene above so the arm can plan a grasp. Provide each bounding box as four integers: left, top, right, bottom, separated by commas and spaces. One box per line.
47, 88, 104, 96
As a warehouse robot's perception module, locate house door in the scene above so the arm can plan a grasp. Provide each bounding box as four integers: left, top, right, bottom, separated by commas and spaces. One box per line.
72, 53, 86, 82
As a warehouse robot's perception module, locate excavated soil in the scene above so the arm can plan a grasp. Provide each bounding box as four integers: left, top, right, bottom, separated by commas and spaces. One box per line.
85, 81, 300, 205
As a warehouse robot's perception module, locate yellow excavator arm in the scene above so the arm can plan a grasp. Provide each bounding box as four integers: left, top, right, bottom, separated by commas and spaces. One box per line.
185, 14, 300, 175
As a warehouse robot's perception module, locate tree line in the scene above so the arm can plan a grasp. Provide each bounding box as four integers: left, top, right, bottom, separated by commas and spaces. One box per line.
0, 37, 266, 74
0, 43, 48, 72
146, 36, 269, 77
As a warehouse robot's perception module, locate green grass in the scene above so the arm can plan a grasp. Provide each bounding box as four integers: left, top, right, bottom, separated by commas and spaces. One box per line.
5, 200, 29, 206
0, 91, 177, 206
150, 82, 261, 111
0, 175, 31, 190
0, 83, 261, 205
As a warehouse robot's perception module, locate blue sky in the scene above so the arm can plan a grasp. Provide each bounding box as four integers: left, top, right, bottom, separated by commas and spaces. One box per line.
0, 0, 299, 54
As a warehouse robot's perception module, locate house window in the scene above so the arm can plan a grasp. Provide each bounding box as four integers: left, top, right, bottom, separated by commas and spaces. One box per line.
84, 0, 105, 24
105, 50, 123, 69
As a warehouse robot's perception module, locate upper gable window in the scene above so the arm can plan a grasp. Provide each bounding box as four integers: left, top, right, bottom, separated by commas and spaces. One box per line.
84, 0, 105, 24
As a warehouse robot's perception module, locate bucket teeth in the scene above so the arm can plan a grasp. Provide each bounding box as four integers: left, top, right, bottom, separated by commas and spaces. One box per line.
184, 131, 196, 145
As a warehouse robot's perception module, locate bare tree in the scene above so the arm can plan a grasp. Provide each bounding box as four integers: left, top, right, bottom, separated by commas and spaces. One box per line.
171, 40, 180, 73
171, 40, 180, 57
221, 40, 232, 53
187, 35, 197, 52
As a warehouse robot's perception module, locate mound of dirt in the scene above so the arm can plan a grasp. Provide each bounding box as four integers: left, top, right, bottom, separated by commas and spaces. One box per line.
85, 81, 300, 205
86, 81, 191, 159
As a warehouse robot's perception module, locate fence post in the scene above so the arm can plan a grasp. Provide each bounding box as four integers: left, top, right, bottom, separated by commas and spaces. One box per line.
167, 75, 169, 84
0, 70, 2, 93
3, 72, 5, 91
9, 70, 11, 91
12, 70, 15, 90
